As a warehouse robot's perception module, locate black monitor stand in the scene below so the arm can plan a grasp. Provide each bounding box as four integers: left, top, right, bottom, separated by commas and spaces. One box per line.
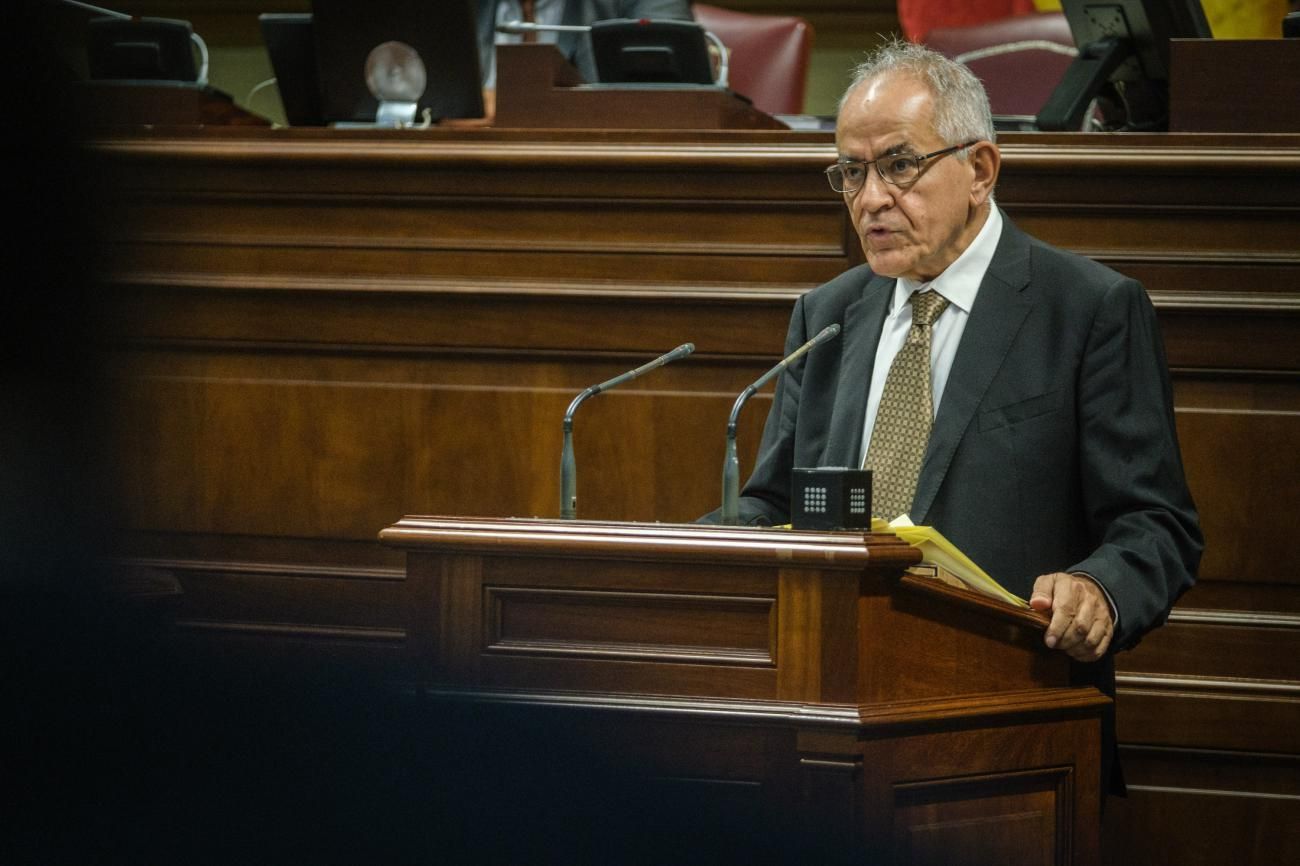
1035, 37, 1131, 131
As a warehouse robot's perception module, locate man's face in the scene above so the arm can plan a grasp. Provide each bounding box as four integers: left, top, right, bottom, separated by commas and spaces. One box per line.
836, 74, 987, 282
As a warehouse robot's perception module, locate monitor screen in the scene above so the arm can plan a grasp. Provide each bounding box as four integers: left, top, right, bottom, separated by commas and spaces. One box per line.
589, 19, 714, 85
87, 16, 199, 83
309, 0, 483, 124
1038, 0, 1211, 131
260, 13, 323, 126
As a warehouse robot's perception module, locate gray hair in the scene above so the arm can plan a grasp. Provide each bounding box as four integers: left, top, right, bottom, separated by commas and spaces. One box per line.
839, 39, 996, 150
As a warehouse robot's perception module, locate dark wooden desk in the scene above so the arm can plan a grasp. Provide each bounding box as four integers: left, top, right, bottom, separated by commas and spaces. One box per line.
91, 127, 1300, 864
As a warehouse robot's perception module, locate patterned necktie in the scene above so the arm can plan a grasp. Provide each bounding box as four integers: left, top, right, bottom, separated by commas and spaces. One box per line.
864, 290, 951, 520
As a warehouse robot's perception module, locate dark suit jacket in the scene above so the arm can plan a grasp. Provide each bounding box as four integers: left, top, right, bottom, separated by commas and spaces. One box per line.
729, 214, 1202, 654
721, 214, 1203, 794
477, 0, 693, 84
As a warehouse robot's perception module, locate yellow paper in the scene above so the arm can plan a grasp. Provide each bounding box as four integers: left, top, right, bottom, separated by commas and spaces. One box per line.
886, 516, 1029, 608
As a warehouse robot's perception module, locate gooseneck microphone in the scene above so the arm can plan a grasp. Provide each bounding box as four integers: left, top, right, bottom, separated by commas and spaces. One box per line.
721, 324, 841, 525
62, 1, 129, 18
496, 21, 591, 35
561, 342, 695, 520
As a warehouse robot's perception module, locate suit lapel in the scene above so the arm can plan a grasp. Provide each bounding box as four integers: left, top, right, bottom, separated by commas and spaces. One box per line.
912, 215, 1034, 523
824, 273, 893, 467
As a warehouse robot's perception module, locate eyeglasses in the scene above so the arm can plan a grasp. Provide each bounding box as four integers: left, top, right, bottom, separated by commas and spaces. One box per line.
824, 141, 979, 193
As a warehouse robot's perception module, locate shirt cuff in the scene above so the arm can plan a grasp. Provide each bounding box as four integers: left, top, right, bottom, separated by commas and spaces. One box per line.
1071, 571, 1120, 630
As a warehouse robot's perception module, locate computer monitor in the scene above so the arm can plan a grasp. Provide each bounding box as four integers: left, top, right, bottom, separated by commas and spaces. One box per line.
1037, 0, 1212, 131
259, 13, 323, 126
307, 0, 483, 125
86, 16, 199, 83
589, 19, 714, 85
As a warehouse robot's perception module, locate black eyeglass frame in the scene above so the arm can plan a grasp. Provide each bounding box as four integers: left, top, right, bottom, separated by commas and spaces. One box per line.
824, 140, 981, 193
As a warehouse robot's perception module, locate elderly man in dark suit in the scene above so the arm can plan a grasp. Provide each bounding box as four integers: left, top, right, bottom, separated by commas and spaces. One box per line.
476, 0, 693, 89
716, 40, 1202, 789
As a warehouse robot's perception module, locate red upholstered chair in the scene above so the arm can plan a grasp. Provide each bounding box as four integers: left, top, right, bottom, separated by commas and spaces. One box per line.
692, 4, 814, 116
923, 12, 1076, 118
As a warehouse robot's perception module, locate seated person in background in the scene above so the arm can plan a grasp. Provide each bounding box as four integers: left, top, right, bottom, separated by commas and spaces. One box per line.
476, 0, 693, 115
703, 40, 1202, 795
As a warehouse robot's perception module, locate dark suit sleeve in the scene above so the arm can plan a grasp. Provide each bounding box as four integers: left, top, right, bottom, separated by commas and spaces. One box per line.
697, 294, 812, 526
1068, 277, 1203, 649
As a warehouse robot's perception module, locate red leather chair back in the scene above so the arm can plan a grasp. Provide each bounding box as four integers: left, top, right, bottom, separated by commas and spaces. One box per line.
693, 4, 813, 116
924, 12, 1076, 117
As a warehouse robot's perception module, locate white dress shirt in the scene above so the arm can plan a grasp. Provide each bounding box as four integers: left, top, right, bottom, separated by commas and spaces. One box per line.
858, 206, 1004, 466
853, 207, 1118, 625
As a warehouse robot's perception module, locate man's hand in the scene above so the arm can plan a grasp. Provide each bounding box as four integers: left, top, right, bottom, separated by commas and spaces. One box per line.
1029, 572, 1114, 663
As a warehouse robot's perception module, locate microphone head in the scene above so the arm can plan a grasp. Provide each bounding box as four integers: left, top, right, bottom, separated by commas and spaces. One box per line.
817, 323, 842, 341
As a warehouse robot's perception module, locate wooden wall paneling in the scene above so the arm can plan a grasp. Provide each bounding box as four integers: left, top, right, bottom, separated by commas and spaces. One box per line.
104, 339, 780, 532
1117, 680, 1299, 754
90, 128, 1300, 864
1125, 615, 1300, 681
1105, 783, 1300, 865
1103, 746, 1300, 865
1173, 403, 1300, 582
109, 555, 410, 676
108, 278, 799, 355
991, 133, 1300, 865
97, 131, 849, 553
96, 130, 853, 288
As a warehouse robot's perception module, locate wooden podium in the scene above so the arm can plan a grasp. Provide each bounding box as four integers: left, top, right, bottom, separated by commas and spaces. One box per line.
381, 517, 1106, 865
